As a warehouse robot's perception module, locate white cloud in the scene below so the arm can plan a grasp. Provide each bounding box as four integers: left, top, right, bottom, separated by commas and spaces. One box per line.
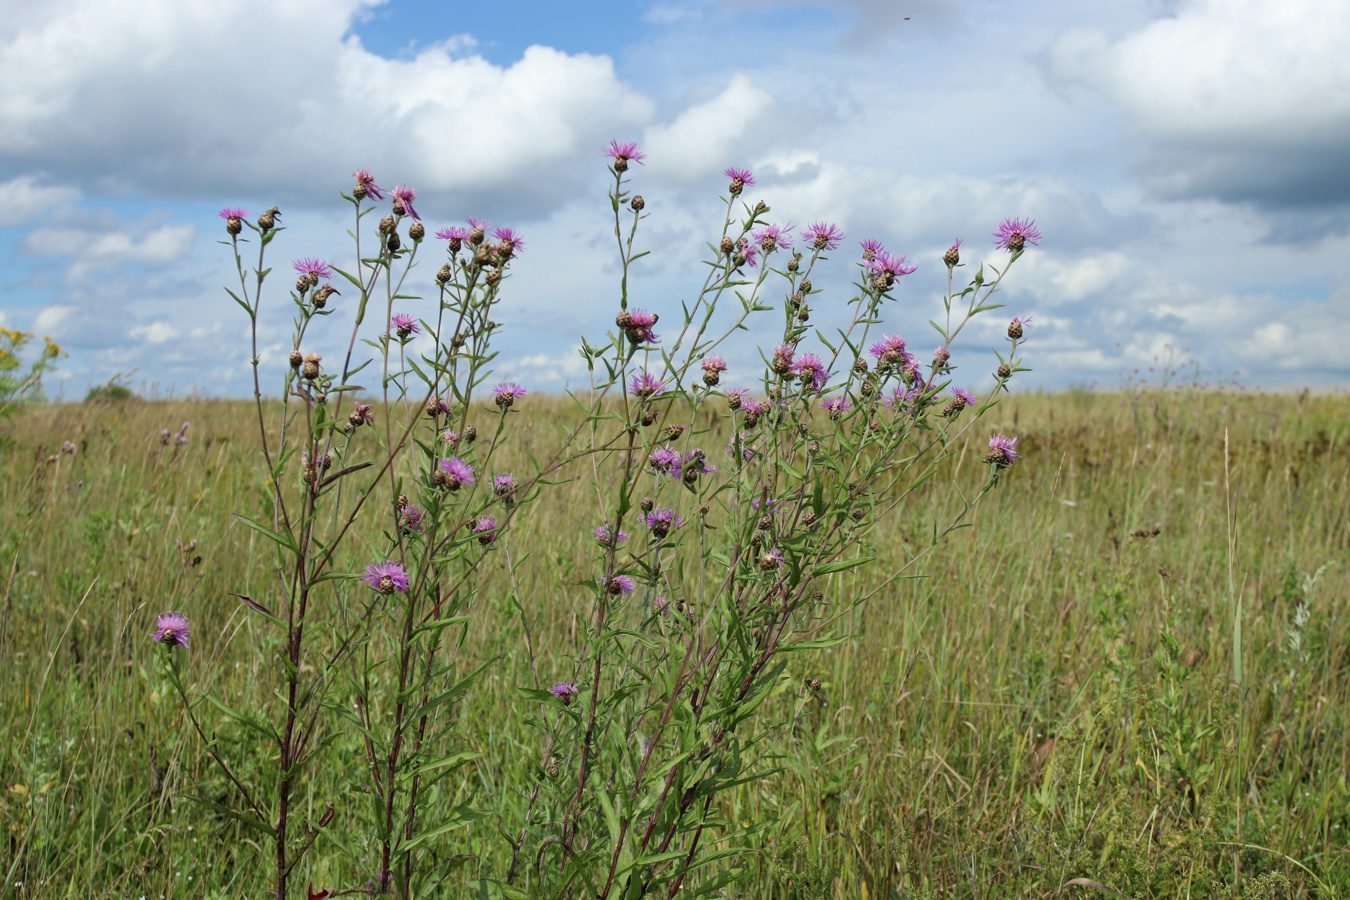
33, 305, 72, 333
0, 175, 79, 225
642, 75, 777, 182
129, 321, 179, 344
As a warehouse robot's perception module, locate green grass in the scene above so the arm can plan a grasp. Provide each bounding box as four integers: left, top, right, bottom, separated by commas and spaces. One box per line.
2, 389, 1347, 898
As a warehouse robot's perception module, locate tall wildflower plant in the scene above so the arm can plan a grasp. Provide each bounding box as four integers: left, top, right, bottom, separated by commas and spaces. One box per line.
172, 183, 555, 898
488, 149, 1037, 896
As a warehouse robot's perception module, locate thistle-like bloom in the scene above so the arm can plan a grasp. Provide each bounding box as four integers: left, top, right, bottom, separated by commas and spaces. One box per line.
391, 185, 419, 220
726, 433, 757, 462
790, 352, 829, 393
353, 169, 385, 200
993, 218, 1041, 252
293, 257, 334, 282
218, 207, 248, 235
605, 574, 637, 596
349, 401, 375, 427
465, 217, 490, 243
724, 166, 755, 194
724, 387, 750, 410
436, 225, 471, 243
986, 434, 1022, 468
868, 250, 917, 281
641, 508, 685, 539
151, 612, 190, 649
442, 429, 461, 445
653, 595, 669, 616
677, 449, 716, 482
494, 382, 527, 409
822, 396, 853, 420
493, 473, 518, 500
859, 238, 885, 261
550, 681, 579, 704
493, 226, 525, 257
619, 309, 660, 345
943, 238, 963, 267
390, 313, 420, 339
751, 222, 794, 255
398, 503, 426, 534
734, 238, 758, 269
758, 548, 785, 571
361, 561, 410, 594
771, 343, 795, 375
592, 523, 629, 547
472, 516, 497, 546
648, 445, 682, 475
952, 387, 977, 407
1008, 315, 1033, 340
932, 346, 952, 371
869, 333, 908, 366
700, 355, 727, 386
629, 371, 665, 398
438, 456, 475, 489
801, 222, 844, 251
605, 140, 646, 170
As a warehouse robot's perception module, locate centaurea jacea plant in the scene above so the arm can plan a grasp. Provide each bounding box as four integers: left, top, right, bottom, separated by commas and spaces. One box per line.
500, 144, 1038, 898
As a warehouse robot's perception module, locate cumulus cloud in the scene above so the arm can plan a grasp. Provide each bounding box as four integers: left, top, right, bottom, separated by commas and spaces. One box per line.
0, 175, 79, 225
642, 75, 778, 183
1049, 0, 1350, 209
21, 224, 195, 263
0, 0, 656, 216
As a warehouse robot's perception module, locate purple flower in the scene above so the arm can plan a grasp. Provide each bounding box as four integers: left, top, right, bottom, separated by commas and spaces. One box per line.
549, 681, 579, 705
151, 612, 190, 649
218, 206, 248, 221
605, 574, 637, 596
398, 503, 426, 534
724, 166, 755, 193
465, 217, 490, 237
493, 226, 525, 257
943, 238, 963, 267
734, 239, 758, 268
932, 346, 952, 370
390, 313, 420, 339
724, 387, 750, 410
493, 473, 518, 500
868, 250, 917, 281
869, 333, 908, 366
353, 169, 385, 200
641, 508, 685, 539
678, 449, 716, 481
653, 595, 669, 616
758, 548, 785, 571
629, 371, 665, 398
293, 257, 334, 281
436, 225, 471, 243
986, 434, 1022, 468
391, 184, 419, 220
648, 445, 682, 475
605, 140, 646, 169
726, 433, 757, 462
350, 401, 375, 427
822, 396, 853, 420
437, 456, 475, 490
859, 238, 886, 261
592, 523, 629, 547
361, 560, 410, 594
472, 516, 497, 546
494, 382, 527, 409
790, 352, 829, 393
952, 387, 977, 407
442, 429, 461, 445
994, 218, 1041, 252
801, 222, 844, 251
619, 308, 660, 345
751, 222, 794, 255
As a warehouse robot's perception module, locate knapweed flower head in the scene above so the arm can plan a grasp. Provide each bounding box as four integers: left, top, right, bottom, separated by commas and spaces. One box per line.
727, 433, 757, 462
1008, 315, 1033, 340
151, 612, 190, 649
437, 456, 475, 490
932, 346, 952, 371
751, 222, 794, 255
293, 257, 334, 283
472, 516, 497, 546
349, 401, 375, 428
790, 352, 829, 393
994, 218, 1041, 252
641, 508, 685, 539
494, 382, 527, 409
493, 227, 525, 258
867, 250, 917, 289
677, 449, 716, 483
733, 238, 758, 269
740, 397, 768, 427
943, 238, 963, 267
822, 396, 853, 420
390, 313, 420, 339
391, 184, 419, 220
352, 169, 385, 200
436, 225, 471, 244
723, 166, 755, 194
802, 222, 845, 252
648, 445, 682, 475
550, 681, 579, 705
859, 238, 886, 261
218, 206, 248, 235
607, 574, 637, 596
605, 139, 646, 171
869, 333, 908, 367
617, 308, 660, 345
629, 371, 665, 398
986, 434, 1022, 468
398, 503, 426, 534
592, 523, 629, 547
758, 548, 786, 571
952, 387, 977, 407
771, 343, 795, 375
493, 473, 518, 500
700, 355, 727, 386
361, 561, 410, 595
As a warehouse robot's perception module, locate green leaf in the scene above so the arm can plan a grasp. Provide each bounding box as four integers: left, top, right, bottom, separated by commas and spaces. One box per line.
810, 555, 874, 577
398, 803, 489, 852
233, 513, 298, 555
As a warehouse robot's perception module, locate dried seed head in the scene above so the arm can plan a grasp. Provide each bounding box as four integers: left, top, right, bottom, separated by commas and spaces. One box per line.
640, 497, 654, 513
997, 363, 1012, 379
301, 353, 321, 380
720, 236, 735, 256
805, 677, 822, 691
853, 357, 868, 374
312, 285, 337, 309
661, 424, 686, 440
408, 222, 425, 242
801, 508, 817, 525
463, 424, 477, 444
485, 268, 501, 285
546, 756, 560, 779
451, 332, 466, 349
289, 350, 303, 369
1007, 319, 1023, 340
258, 206, 280, 233
437, 263, 452, 284
378, 215, 395, 235
641, 407, 659, 426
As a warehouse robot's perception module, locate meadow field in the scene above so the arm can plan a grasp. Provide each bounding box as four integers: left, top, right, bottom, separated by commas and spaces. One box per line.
1, 387, 1347, 898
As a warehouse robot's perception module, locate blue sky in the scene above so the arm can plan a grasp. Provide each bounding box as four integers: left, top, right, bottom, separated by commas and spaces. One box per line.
1, 0, 1347, 397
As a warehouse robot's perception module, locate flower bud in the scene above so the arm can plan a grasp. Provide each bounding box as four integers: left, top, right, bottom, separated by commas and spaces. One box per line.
853, 358, 868, 374
312, 285, 337, 309
1007, 319, 1023, 340
943, 244, 961, 267
289, 350, 304, 369
997, 363, 1012, 379
641, 407, 659, 426
720, 236, 734, 256
408, 222, 425, 242
485, 268, 501, 285
805, 678, 822, 691
640, 497, 654, 513
754, 201, 766, 214
463, 424, 477, 444
301, 353, 321, 380
378, 215, 395, 235
630, 195, 645, 212
437, 263, 452, 284
258, 207, 280, 233
386, 231, 401, 253
296, 275, 310, 295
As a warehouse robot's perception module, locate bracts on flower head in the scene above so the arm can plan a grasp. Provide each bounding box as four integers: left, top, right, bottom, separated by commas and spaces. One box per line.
985, 434, 1022, 469
700, 355, 727, 386
494, 382, 527, 409
434, 457, 475, 490
549, 681, 579, 705
361, 561, 410, 595
151, 612, 190, 649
